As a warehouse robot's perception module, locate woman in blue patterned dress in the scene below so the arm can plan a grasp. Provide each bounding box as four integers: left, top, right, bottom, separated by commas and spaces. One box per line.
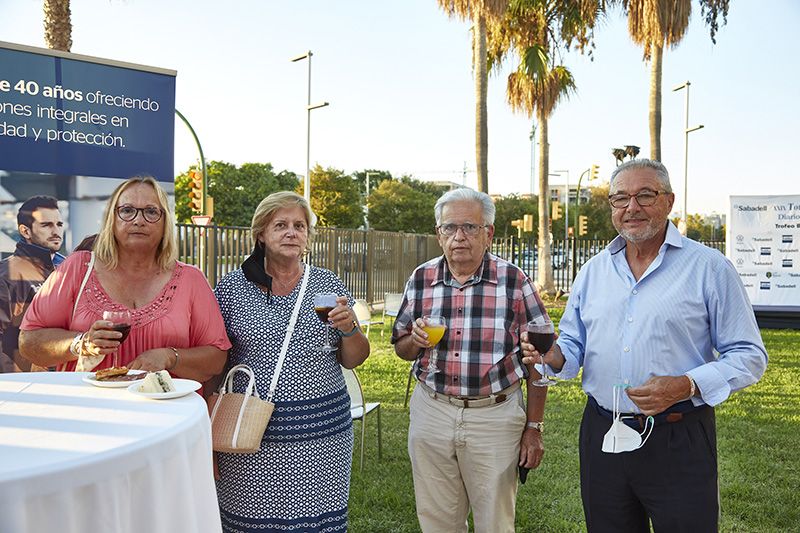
213, 191, 370, 532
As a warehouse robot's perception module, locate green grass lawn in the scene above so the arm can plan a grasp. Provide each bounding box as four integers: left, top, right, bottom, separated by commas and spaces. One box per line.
347, 315, 800, 532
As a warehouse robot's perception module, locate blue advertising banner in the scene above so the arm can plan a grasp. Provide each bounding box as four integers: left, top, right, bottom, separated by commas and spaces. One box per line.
0, 42, 176, 182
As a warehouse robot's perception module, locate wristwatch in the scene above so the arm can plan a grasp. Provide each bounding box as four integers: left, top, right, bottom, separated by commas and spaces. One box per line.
340, 321, 360, 337
526, 421, 544, 432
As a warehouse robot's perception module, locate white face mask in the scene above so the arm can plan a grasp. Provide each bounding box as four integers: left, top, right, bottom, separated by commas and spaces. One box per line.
602, 385, 654, 454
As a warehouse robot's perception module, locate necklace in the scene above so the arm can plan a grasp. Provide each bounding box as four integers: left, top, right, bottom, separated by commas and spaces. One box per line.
267, 264, 303, 291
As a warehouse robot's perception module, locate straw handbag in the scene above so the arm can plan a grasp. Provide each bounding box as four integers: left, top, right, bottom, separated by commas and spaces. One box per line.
207, 365, 275, 453
207, 264, 310, 453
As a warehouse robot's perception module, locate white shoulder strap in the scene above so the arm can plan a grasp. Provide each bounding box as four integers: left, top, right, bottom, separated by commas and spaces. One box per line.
72, 252, 95, 321
266, 264, 310, 402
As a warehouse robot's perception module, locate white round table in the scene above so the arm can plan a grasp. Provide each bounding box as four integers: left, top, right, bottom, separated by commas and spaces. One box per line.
0, 372, 222, 532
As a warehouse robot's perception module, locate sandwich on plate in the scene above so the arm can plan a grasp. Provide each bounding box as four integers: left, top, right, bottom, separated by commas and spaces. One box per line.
138, 370, 177, 393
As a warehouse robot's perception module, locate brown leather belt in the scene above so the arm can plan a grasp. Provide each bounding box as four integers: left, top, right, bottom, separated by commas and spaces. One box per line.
419, 381, 520, 408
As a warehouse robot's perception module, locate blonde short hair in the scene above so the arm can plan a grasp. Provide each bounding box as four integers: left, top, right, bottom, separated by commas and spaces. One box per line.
251, 191, 317, 244
94, 176, 177, 271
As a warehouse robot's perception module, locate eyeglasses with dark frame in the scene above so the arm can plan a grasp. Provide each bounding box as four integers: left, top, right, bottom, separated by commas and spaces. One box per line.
116, 205, 164, 223
607, 190, 668, 209
436, 223, 488, 236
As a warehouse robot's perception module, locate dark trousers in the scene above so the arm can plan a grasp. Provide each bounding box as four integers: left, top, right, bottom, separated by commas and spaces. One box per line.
579, 399, 719, 533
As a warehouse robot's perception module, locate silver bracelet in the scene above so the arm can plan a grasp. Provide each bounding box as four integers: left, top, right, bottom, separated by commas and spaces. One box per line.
69, 332, 84, 357
168, 347, 180, 369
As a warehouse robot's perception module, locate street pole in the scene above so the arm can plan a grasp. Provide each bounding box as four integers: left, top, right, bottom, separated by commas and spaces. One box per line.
292, 50, 329, 202
552, 169, 570, 275
364, 172, 379, 230
175, 109, 206, 214
529, 121, 536, 195
673, 81, 704, 235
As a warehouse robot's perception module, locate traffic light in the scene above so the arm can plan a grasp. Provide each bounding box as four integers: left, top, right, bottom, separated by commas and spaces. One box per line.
590, 164, 600, 181
511, 219, 523, 237
523, 214, 533, 232
552, 201, 562, 221
188, 170, 203, 213
579, 215, 588, 236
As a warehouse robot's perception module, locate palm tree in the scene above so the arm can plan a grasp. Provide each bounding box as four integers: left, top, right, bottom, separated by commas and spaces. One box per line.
437, 0, 509, 193
622, 0, 729, 160
43, 0, 72, 52
489, 0, 600, 294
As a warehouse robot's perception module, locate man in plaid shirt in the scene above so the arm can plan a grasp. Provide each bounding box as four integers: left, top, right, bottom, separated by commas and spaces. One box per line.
393, 188, 549, 533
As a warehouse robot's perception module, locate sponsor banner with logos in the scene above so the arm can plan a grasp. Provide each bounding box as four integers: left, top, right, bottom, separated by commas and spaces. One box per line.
728, 195, 800, 310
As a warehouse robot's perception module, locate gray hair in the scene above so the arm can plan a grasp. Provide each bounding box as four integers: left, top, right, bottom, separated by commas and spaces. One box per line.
434, 188, 496, 225
609, 159, 672, 193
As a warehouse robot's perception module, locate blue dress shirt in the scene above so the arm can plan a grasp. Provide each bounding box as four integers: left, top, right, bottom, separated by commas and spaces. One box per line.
556, 222, 768, 413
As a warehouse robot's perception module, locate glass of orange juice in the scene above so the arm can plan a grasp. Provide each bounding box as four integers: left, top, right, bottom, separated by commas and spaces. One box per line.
422, 315, 447, 374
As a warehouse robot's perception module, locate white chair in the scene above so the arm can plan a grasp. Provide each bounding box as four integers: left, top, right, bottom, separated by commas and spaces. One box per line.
381, 292, 404, 337
342, 366, 382, 471
353, 299, 383, 336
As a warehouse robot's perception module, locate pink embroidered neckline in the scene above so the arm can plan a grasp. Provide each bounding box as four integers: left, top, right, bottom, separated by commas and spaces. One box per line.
81, 262, 185, 328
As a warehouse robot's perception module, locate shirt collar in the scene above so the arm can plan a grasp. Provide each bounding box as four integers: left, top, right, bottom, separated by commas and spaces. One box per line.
432, 251, 497, 287
14, 240, 64, 267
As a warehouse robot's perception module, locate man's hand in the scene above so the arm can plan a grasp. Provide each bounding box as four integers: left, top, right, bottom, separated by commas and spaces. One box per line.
626, 375, 693, 416
519, 427, 544, 469
520, 330, 565, 372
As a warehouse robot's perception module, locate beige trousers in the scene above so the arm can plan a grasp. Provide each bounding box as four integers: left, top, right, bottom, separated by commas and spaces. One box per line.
408, 384, 526, 533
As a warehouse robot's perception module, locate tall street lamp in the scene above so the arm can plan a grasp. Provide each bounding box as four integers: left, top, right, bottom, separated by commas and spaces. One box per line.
673, 81, 704, 235
364, 172, 379, 230
292, 50, 329, 202
529, 121, 536, 195
550, 169, 570, 274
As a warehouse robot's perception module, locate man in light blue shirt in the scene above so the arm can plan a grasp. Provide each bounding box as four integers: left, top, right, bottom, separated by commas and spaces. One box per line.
523, 159, 767, 532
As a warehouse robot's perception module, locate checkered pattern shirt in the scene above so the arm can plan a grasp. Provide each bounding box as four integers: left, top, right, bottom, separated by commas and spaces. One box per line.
391, 252, 549, 397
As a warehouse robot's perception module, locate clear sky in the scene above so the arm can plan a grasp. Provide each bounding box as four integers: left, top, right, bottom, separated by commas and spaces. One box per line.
1, 0, 798, 216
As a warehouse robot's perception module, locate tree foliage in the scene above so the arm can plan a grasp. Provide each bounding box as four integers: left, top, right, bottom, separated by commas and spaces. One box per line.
672, 213, 725, 241
301, 165, 364, 229
367, 180, 439, 234
352, 169, 393, 197
175, 161, 299, 226
493, 195, 538, 238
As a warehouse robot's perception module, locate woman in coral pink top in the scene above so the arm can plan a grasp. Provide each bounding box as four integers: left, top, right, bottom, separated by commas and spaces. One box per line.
19, 176, 230, 383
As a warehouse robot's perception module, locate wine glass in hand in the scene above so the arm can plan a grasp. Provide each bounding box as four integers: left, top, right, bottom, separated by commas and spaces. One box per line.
313, 293, 338, 353
527, 318, 556, 386
102, 309, 132, 368
422, 315, 447, 374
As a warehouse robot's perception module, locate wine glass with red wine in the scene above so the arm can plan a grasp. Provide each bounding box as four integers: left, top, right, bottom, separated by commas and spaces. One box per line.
527, 317, 557, 386
103, 309, 132, 368
313, 293, 338, 353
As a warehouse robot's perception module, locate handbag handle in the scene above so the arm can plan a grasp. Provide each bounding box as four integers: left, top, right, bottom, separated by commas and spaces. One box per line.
72, 252, 95, 321
209, 364, 258, 448
217, 364, 260, 398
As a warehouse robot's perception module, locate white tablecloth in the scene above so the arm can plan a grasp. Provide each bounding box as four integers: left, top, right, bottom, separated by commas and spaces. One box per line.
0, 372, 222, 533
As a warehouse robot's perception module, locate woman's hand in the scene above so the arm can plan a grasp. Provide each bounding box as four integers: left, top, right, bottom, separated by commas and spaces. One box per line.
82, 320, 123, 357
128, 348, 173, 372
329, 296, 359, 334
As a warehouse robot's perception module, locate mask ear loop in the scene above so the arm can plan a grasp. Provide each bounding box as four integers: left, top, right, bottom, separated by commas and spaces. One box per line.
638, 416, 655, 448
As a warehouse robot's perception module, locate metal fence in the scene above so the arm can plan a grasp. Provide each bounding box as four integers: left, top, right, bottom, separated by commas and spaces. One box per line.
177, 224, 726, 302
176, 224, 440, 302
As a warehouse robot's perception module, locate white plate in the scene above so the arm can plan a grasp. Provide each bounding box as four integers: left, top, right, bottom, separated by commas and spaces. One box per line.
82, 369, 146, 388
127, 378, 202, 400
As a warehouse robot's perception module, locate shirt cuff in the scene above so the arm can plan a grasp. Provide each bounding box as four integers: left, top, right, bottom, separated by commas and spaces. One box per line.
686, 364, 731, 407
553, 343, 580, 380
